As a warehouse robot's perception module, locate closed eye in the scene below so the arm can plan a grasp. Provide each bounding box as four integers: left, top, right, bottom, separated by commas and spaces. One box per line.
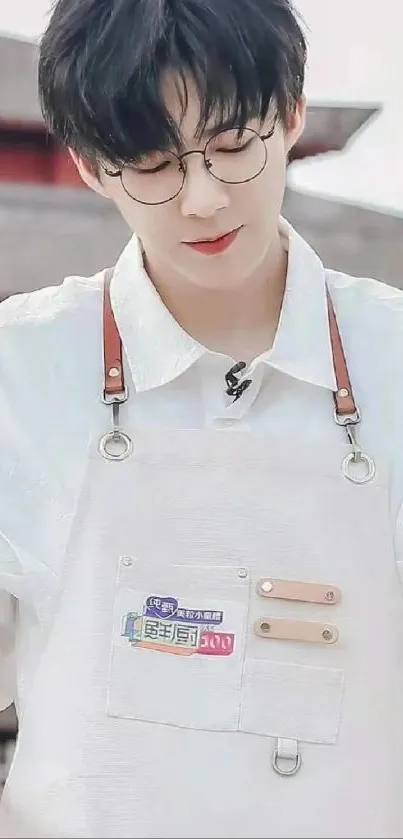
221, 141, 253, 154
134, 160, 174, 174
213, 138, 254, 154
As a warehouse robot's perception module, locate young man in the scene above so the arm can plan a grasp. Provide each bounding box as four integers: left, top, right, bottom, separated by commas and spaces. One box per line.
1, 0, 403, 836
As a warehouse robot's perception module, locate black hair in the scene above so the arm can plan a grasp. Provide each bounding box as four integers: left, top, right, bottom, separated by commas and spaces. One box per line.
38, 0, 307, 170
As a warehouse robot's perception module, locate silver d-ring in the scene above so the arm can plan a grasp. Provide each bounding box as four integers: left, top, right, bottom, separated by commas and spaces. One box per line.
99, 430, 133, 461
272, 749, 301, 776
342, 451, 376, 484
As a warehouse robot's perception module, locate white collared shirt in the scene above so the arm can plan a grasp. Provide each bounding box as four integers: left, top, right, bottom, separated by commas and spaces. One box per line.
1, 217, 403, 713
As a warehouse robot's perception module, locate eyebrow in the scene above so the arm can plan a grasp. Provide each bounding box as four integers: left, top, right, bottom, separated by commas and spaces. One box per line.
173, 119, 247, 151
147, 118, 255, 159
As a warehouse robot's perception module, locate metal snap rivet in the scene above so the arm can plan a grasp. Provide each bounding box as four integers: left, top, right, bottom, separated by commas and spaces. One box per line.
325, 590, 335, 602
122, 558, 133, 567
261, 580, 274, 593
338, 387, 349, 398
108, 367, 120, 378
238, 568, 248, 578
261, 622, 271, 634
322, 629, 333, 641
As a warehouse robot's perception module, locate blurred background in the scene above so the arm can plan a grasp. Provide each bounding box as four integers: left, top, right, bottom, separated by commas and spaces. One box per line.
0, 0, 402, 778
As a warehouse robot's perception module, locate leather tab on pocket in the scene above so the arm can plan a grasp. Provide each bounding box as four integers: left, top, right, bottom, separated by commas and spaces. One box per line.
257, 578, 340, 605
254, 617, 339, 644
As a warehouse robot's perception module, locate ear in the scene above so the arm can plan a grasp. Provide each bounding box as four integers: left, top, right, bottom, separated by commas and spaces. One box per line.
68, 149, 109, 198
284, 94, 306, 155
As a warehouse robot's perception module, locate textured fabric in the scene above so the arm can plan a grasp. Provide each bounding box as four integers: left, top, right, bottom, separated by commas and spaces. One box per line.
1, 218, 403, 835
1, 432, 403, 838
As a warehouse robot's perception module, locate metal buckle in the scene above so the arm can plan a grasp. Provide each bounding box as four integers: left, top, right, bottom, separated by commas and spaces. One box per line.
272, 749, 301, 776
99, 387, 132, 461
272, 739, 302, 777
99, 429, 133, 461
334, 407, 375, 483
333, 408, 361, 427
342, 451, 376, 484
101, 387, 129, 406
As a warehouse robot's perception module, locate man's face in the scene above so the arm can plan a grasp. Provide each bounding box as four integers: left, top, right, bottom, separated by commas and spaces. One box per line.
73, 75, 305, 291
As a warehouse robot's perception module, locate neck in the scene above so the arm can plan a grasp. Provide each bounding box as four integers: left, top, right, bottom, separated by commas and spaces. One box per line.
144, 232, 288, 363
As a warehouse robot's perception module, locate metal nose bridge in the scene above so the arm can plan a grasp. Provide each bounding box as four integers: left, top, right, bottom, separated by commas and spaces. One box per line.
177, 148, 213, 170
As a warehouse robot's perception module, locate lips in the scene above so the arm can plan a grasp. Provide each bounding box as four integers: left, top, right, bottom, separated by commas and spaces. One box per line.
184, 226, 242, 255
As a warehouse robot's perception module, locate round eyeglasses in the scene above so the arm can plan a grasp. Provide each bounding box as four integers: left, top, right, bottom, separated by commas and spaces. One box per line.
102, 123, 277, 206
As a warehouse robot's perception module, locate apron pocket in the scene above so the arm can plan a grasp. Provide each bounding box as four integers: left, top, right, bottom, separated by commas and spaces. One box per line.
240, 658, 344, 743
106, 559, 249, 731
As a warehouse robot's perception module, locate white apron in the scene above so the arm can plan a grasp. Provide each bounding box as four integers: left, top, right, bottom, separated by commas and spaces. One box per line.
1, 273, 403, 839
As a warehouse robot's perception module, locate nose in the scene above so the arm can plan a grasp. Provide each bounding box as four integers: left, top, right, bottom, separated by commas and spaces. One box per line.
179, 154, 230, 219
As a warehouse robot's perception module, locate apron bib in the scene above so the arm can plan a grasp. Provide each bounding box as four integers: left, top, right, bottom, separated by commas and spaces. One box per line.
1, 276, 403, 839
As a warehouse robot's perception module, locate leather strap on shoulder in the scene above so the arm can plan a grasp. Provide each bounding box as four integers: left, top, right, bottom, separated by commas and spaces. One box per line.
103, 267, 126, 398
102, 269, 357, 416
327, 289, 357, 416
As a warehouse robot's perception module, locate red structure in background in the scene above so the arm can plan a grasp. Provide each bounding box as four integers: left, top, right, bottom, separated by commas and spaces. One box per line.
0, 114, 358, 188
0, 119, 84, 187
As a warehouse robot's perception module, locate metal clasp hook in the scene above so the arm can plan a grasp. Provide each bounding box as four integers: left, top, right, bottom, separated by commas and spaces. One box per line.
99, 388, 133, 461
344, 421, 360, 463
334, 409, 376, 483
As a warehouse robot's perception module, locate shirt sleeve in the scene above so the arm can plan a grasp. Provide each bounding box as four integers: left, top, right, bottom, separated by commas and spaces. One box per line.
0, 530, 20, 712
0, 526, 46, 713
0, 586, 16, 713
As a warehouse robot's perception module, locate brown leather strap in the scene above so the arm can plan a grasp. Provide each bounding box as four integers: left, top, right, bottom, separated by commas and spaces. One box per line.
103, 267, 125, 398
327, 290, 357, 416
102, 271, 356, 415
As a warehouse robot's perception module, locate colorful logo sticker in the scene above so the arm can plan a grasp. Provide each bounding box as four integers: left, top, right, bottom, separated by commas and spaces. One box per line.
122, 595, 235, 657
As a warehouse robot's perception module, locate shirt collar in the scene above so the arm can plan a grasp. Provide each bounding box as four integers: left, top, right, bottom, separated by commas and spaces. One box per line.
264, 217, 337, 391
110, 235, 205, 392
110, 217, 337, 394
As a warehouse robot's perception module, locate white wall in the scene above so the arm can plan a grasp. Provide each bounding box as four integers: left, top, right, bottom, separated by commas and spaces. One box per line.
297, 0, 401, 105
1, 0, 400, 106
0, 0, 50, 40
289, 0, 403, 217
